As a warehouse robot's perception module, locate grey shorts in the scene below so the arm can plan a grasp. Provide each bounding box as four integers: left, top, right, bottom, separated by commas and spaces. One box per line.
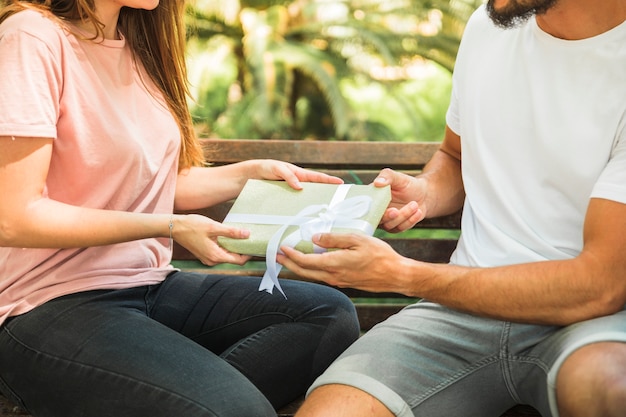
308, 301, 626, 417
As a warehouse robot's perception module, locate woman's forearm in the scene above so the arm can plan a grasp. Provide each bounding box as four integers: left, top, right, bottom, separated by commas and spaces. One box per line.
174, 162, 254, 211
0, 197, 171, 248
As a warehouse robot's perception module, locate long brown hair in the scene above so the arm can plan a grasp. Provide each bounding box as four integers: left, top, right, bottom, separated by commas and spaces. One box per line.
0, 0, 205, 169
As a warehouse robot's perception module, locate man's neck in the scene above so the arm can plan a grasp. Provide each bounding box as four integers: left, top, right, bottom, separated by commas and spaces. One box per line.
536, 0, 625, 40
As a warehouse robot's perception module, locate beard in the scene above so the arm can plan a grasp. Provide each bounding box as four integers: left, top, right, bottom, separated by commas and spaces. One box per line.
486, 0, 558, 28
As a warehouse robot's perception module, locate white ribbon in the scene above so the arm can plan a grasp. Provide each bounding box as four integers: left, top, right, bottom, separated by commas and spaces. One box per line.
224, 184, 373, 298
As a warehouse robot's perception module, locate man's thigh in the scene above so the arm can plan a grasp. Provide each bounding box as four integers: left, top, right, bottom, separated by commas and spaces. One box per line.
308, 301, 557, 417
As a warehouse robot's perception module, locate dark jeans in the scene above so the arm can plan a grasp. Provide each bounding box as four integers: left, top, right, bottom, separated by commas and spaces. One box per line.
0, 272, 360, 417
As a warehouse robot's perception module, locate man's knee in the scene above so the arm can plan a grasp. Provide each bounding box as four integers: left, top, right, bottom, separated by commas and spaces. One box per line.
295, 384, 394, 417
556, 342, 626, 417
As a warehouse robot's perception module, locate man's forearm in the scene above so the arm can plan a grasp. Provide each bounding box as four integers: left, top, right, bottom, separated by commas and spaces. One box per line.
400, 256, 624, 326
419, 148, 465, 219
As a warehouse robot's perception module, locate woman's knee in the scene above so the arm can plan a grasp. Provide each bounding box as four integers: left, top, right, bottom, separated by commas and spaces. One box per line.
295, 283, 360, 345
294, 282, 357, 320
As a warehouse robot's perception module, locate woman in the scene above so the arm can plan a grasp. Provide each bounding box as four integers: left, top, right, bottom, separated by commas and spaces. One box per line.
0, 0, 360, 415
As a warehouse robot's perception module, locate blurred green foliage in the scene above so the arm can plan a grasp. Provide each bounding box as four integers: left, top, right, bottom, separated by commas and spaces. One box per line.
185, 0, 483, 141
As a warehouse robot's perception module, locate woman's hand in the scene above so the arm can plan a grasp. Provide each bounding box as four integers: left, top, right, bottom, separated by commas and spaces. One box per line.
172, 214, 252, 266
175, 159, 343, 211
250, 159, 344, 190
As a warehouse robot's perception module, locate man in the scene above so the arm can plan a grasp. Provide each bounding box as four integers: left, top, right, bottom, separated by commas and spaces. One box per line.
278, 0, 626, 416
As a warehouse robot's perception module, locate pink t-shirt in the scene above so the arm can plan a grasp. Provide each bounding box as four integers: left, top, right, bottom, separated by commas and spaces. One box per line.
0, 10, 181, 324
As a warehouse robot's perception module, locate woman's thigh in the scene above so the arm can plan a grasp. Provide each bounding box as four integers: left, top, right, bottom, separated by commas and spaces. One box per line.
0, 286, 275, 417
0, 273, 359, 416
148, 272, 356, 352
148, 272, 360, 407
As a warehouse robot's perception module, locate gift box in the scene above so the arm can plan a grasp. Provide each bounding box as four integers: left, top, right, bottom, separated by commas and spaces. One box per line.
218, 179, 391, 256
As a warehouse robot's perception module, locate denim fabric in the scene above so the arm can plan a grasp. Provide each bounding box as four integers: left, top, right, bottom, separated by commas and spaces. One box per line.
308, 301, 562, 417
0, 272, 360, 417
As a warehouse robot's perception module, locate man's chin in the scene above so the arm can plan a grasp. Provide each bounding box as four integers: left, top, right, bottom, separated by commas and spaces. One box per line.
485, 0, 557, 29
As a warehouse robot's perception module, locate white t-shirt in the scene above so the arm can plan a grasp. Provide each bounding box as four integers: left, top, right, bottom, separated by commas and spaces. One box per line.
446, 6, 626, 268
0, 10, 180, 324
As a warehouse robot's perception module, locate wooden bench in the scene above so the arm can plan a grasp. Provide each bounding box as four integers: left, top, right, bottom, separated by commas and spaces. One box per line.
0, 139, 541, 417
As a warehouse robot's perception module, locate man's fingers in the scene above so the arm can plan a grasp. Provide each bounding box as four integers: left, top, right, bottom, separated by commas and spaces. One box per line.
310, 233, 363, 250
381, 202, 423, 232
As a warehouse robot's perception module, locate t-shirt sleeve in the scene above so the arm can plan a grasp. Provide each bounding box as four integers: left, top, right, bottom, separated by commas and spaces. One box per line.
591, 118, 626, 204
445, 83, 460, 135
0, 15, 62, 138
444, 5, 488, 137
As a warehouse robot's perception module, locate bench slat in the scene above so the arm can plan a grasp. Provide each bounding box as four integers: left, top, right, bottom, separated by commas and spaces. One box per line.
201, 139, 440, 170
173, 238, 457, 264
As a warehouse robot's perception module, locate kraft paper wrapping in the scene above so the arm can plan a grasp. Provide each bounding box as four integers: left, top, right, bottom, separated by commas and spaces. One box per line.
218, 179, 391, 256
218, 179, 391, 297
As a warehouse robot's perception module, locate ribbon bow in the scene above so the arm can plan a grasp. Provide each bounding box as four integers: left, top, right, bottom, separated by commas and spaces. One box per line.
260, 187, 373, 297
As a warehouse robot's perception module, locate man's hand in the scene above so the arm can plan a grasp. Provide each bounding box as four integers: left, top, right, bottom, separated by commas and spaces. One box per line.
277, 232, 410, 294
372, 168, 426, 233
